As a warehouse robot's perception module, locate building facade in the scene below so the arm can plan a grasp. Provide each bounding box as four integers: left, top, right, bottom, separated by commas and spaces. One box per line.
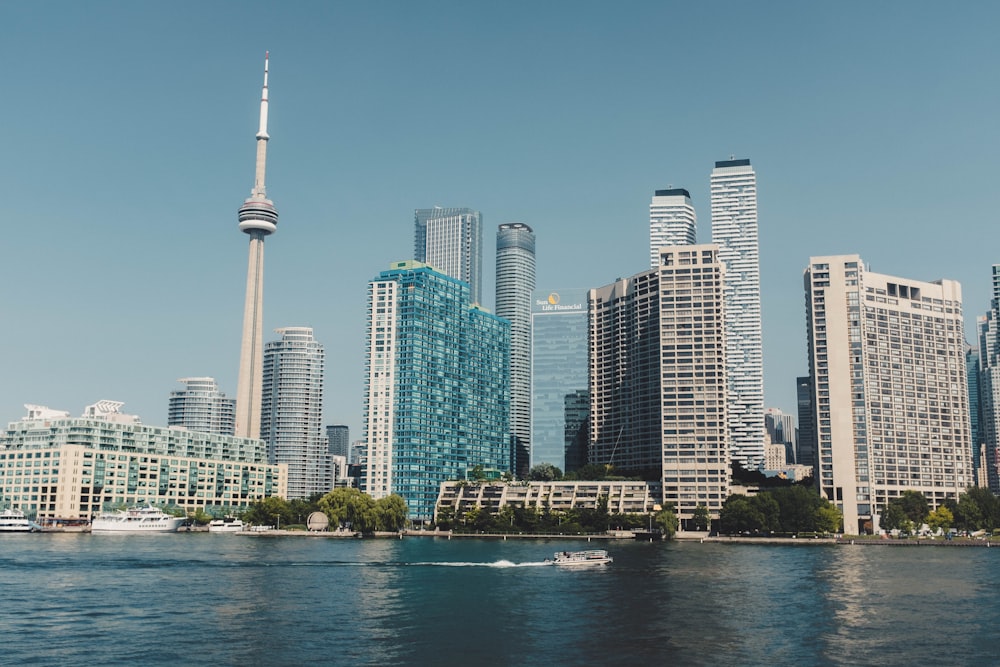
796, 375, 817, 468
496, 223, 536, 477
362, 261, 510, 523
435, 480, 663, 521
0, 403, 286, 520
649, 187, 696, 268
167, 377, 235, 436
326, 425, 350, 459
414, 207, 483, 305
589, 245, 729, 525
764, 407, 795, 465
261, 327, 330, 499
710, 158, 764, 467
804, 255, 972, 533
977, 266, 1000, 492
530, 288, 589, 474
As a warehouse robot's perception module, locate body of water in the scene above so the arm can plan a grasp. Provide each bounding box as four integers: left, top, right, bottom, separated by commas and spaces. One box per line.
1, 534, 996, 666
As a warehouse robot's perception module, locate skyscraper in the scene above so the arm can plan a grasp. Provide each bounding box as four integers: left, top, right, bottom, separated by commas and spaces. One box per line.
711, 158, 764, 468
977, 266, 1000, 492
764, 408, 795, 465
531, 288, 589, 474
804, 255, 971, 533
649, 187, 696, 268
261, 327, 329, 499
362, 261, 510, 523
326, 424, 350, 459
795, 375, 817, 468
235, 53, 278, 440
496, 223, 536, 477
167, 377, 235, 436
589, 245, 729, 525
414, 207, 483, 304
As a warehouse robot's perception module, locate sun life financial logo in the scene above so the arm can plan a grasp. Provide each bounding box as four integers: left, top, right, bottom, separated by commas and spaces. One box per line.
536, 291, 583, 313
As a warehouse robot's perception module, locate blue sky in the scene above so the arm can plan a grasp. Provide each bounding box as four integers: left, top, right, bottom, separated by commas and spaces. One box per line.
2, 2, 998, 439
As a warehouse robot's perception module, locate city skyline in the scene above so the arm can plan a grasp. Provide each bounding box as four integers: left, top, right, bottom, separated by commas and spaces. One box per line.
2, 3, 998, 440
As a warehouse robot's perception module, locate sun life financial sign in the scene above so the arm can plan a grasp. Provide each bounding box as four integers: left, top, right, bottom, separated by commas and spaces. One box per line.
533, 290, 585, 314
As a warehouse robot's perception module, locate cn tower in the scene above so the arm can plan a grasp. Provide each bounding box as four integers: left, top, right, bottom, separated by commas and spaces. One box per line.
234, 52, 278, 439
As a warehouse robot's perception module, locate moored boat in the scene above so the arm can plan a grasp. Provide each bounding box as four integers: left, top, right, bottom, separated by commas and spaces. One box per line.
207, 517, 246, 533
551, 549, 613, 566
91, 505, 185, 533
0, 508, 40, 532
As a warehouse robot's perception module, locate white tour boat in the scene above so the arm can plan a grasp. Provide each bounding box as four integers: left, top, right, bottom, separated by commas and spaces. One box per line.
207, 517, 246, 533
550, 549, 613, 566
91, 505, 185, 533
0, 508, 40, 532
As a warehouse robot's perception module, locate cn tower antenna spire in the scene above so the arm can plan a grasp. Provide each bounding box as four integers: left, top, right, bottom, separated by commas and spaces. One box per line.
235, 51, 279, 440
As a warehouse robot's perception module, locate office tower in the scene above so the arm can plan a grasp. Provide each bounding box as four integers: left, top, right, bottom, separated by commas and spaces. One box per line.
796, 376, 817, 469
167, 377, 235, 436
235, 53, 278, 440
414, 207, 483, 304
496, 223, 536, 477
363, 261, 510, 523
966, 344, 984, 484
531, 288, 589, 474
261, 327, 330, 499
589, 245, 729, 525
711, 158, 764, 467
804, 255, 971, 533
764, 408, 795, 465
649, 188, 696, 268
0, 402, 285, 521
978, 266, 1000, 492
326, 424, 350, 459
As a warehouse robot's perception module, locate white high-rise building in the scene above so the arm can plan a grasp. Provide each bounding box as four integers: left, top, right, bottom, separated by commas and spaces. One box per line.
414, 207, 483, 305
649, 188, 696, 268
496, 223, 536, 476
977, 266, 1000, 492
710, 158, 764, 467
589, 244, 729, 525
804, 255, 971, 534
168, 377, 235, 436
261, 327, 330, 499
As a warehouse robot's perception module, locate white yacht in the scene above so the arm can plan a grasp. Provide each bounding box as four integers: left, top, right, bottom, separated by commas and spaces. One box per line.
207, 517, 246, 533
0, 508, 39, 532
91, 505, 185, 533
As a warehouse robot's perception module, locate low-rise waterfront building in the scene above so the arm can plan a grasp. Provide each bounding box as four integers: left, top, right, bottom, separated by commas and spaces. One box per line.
0, 402, 287, 520
435, 480, 663, 521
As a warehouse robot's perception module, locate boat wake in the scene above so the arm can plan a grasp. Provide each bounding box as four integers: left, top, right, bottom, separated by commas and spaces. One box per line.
408, 560, 551, 568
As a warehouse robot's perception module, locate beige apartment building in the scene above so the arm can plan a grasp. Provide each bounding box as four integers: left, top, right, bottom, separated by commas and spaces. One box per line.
804, 255, 972, 533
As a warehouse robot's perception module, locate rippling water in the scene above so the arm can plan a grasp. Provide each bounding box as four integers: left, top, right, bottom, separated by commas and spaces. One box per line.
1, 534, 997, 666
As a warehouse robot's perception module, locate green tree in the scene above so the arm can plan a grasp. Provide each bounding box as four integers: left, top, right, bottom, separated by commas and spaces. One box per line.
374, 494, 409, 531
655, 506, 679, 539
243, 496, 293, 528
926, 505, 953, 534
468, 464, 487, 481
881, 501, 911, 534
719, 495, 764, 534
953, 492, 984, 532
691, 505, 711, 531
751, 493, 780, 533
898, 490, 930, 526
527, 463, 562, 481
434, 504, 456, 530
814, 503, 842, 534
318, 487, 376, 533
964, 487, 1000, 531
190, 507, 213, 526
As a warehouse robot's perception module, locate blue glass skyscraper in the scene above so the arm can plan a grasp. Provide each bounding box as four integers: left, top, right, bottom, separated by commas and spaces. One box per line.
362, 261, 510, 523
530, 288, 588, 473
